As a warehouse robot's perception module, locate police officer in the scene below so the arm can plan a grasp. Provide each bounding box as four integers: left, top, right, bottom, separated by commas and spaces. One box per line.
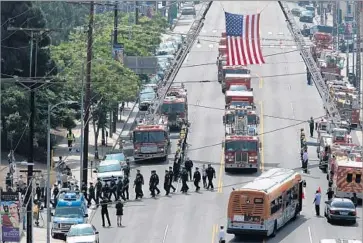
102, 182, 110, 199
164, 170, 171, 196
116, 177, 125, 201
74, 185, 80, 192
81, 182, 88, 199
193, 167, 201, 192
309, 117, 314, 137
109, 176, 117, 201
206, 164, 216, 190
52, 184, 59, 208
149, 170, 160, 197
168, 167, 176, 192
123, 161, 130, 178
184, 157, 193, 181
122, 176, 130, 200
35, 183, 41, 200
180, 167, 189, 193
134, 170, 144, 200
88, 182, 96, 206
95, 178, 103, 204
100, 197, 111, 227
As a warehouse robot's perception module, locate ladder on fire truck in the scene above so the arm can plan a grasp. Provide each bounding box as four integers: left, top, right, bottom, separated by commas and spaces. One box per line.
278, 2, 342, 126
142, 3, 211, 125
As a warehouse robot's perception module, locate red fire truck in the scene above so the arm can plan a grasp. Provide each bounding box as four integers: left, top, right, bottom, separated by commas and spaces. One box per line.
132, 117, 170, 161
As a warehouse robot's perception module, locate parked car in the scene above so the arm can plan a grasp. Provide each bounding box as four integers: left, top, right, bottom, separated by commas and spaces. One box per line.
181, 6, 196, 16
66, 224, 99, 243
299, 11, 314, 23
324, 198, 357, 224
104, 152, 127, 167
94, 160, 124, 185
291, 7, 303, 17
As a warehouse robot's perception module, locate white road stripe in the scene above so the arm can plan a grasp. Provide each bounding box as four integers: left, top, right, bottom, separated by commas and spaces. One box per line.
308, 226, 313, 243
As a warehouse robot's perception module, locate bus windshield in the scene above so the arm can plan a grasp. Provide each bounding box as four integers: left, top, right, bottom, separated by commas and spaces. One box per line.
161, 103, 185, 113
134, 131, 165, 143
225, 140, 258, 152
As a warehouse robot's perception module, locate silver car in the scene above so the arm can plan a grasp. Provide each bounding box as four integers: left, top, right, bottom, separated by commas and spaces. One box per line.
324, 198, 357, 224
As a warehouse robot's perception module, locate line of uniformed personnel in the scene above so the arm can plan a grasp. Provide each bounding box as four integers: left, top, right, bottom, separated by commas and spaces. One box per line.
62, 159, 218, 206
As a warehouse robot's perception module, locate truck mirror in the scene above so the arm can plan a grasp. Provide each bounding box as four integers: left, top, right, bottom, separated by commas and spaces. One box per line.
222, 141, 225, 148
250, 88, 253, 91
223, 115, 226, 124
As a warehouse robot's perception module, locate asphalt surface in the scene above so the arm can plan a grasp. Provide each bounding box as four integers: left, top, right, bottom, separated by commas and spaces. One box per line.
89, 2, 363, 243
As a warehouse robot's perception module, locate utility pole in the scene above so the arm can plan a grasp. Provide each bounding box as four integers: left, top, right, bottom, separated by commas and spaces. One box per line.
355, 1, 361, 99
6, 26, 58, 243
82, 1, 94, 184
112, 1, 119, 134
136, 1, 139, 25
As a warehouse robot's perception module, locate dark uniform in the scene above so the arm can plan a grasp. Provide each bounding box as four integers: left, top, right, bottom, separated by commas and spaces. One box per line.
88, 183, 96, 206
164, 170, 171, 195
309, 118, 314, 137
326, 188, 334, 200
81, 182, 88, 200
95, 179, 102, 203
35, 183, 41, 200
134, 170, 144, 200
100, 198, 111, 227
173, 161, 180, 182
123, 162, 130, 178
180, 168, 189, 193
109, 177, 117, 201
122, 177, 129, 200
193, 167, 201, 192
206, 164, 216, 190
168, 167, 176, 192
102, 183, 110, 199
52, 185, 59, 208
116, 178, 125, 201
149, 170, 160, 197
184, 158, 193, 181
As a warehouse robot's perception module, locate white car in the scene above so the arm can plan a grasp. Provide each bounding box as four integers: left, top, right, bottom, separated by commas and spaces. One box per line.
94, 159, 124, 184
66, 224, 99, 243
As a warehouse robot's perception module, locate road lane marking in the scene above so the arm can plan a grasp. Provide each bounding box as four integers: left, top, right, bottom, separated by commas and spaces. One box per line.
308, 226, 313, 243
259, 101, 265, 171
211, 224, 217, 243
217, 152, 225, 193
162, 224, 169, 243
256, 73, 264, 89
290, 102, 295, 119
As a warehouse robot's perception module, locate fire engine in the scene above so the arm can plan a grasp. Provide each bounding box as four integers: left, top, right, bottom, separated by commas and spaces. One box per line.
222, 108, 260, 172
161, 84, 188, 131
331, 128, 352, 144
225, 89, 254, 107
132, 117, 170, 161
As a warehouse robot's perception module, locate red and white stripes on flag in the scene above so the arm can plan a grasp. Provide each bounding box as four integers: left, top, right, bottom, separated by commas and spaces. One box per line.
225, 13, 265, 66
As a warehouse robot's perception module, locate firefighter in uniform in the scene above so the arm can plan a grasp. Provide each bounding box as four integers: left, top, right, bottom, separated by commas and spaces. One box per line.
88, 182, 96, 206
168, 167, 176, 192
109, 176, 117, 201
66, 130, 75, 152
81, 182, 88, 200
95, 178, 103, 204
184, 158, 193, 181
122, 176, 129, 200
116, 177, 125, 201
164, 170, 171, 195
149, 170, 160, 197
134, 170, 144, 200
180, 167, 189, 193
206, 164, 216, 190
193, 167, 201, 192
309, 117, 315, 137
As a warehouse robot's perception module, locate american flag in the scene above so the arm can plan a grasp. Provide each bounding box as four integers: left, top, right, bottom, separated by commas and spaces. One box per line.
225, 12, 265, 66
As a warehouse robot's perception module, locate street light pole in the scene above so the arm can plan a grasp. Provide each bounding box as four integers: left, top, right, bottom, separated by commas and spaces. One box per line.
46, 101, 77, 243
80, 65, 85, 184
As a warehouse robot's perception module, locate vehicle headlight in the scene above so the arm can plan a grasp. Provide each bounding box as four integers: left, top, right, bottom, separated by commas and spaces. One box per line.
159, 147, 164, 152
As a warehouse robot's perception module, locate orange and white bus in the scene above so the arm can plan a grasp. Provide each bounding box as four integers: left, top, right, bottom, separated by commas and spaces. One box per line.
227, 168, 305, 237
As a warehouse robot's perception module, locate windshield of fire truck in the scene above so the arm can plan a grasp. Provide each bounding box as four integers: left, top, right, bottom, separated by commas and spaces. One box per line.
133, 131, 166, 143
247, 114, 257, 124
225, 140, 258, 152
161, 103, 185, 113
231, 101, 250, 107
333, 129, 346, 137
223, 68, 250, 75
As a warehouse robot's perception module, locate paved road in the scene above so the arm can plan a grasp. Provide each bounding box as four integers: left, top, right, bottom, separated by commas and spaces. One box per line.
89, 2, 363, 243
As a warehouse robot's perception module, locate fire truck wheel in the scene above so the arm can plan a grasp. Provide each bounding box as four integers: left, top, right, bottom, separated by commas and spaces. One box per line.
224, 168, 230, 173
270, 221, 277, 237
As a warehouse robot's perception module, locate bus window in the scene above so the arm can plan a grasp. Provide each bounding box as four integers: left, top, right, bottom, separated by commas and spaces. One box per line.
355, 174, 361, 183
347, 173, 353, 183
270, 196, 282, 215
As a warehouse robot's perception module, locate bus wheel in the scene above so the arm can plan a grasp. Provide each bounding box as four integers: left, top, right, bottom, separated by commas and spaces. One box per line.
271, 222, 277, 237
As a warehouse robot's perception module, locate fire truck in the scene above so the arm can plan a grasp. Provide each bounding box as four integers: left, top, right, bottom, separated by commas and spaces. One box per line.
327, 80, 361, 128
132, 117, 170, 161
225, 90, 254, 107
161, 84, 188, 131
331, 127, 352, 144
223, 107, 260, 172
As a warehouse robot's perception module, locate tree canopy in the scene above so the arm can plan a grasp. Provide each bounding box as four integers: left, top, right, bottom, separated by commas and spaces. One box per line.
1, 2, 168, 159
